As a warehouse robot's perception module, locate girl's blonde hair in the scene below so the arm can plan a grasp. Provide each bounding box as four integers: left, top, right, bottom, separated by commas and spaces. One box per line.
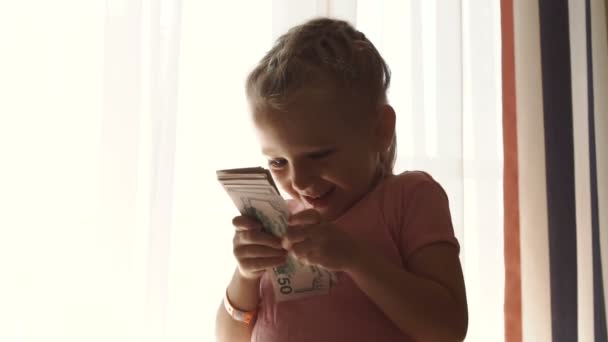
245, 17, 396, 175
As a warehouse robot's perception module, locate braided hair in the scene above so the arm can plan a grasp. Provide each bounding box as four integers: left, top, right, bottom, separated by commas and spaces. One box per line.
246, 17, 396, 175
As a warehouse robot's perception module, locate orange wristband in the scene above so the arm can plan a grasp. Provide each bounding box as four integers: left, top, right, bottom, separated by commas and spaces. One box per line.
223, 291, 257, 325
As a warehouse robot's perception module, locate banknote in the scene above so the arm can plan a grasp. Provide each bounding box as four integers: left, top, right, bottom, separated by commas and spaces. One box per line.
217, 167, 337, 301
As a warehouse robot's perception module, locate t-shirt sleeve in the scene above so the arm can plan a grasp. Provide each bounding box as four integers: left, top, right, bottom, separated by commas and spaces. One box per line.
384, 173, 460, 263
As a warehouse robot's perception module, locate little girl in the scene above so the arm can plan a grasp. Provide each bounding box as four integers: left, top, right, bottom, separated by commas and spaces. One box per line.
216, 17, 468, 342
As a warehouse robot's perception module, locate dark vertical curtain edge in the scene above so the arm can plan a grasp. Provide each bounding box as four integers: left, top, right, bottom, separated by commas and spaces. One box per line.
538, 0, 578, 341
586, 0, 608, 341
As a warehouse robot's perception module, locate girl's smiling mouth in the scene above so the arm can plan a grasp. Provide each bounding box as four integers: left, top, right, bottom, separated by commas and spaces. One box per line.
302, 186, 336, 208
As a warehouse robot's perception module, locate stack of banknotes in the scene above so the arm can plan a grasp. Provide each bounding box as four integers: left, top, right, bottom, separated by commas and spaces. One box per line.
217, 167, 337, 301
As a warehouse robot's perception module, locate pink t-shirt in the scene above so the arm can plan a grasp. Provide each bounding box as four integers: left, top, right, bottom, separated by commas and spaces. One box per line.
251, 171, 460, 342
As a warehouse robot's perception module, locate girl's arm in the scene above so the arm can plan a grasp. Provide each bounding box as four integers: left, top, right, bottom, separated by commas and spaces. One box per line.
215, 268, 260, 342
216, 214, 286, 341
347, 242, 468, 342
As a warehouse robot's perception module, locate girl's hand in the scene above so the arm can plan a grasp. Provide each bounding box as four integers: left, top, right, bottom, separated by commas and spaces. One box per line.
232, 215, 288, 281
282, 209, 363, 271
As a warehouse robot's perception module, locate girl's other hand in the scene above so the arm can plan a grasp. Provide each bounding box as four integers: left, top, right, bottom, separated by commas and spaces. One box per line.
282, 209, 363, 272
232, 215, 288, 281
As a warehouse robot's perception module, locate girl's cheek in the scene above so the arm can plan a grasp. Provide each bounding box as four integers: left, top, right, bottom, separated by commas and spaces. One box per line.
273, 175, 293, 194
270, 170, 285, 184
280, 182, 299, 200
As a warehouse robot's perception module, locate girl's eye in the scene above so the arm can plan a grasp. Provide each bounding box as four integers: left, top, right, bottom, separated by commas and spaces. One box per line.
268, 158, 287, 169
309, 149, 334, 159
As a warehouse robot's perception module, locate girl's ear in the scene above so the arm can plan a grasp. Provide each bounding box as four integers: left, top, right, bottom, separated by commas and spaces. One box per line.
375, 104, 396, 152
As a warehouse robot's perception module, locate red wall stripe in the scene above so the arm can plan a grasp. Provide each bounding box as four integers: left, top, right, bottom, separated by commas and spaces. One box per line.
501, 0, 522, 341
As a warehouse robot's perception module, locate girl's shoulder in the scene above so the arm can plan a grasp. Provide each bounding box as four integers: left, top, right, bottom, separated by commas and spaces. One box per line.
379, 170, 458, 258
394, 170, 436, 182
380, 170, 444, 197
378, 170, 451, 222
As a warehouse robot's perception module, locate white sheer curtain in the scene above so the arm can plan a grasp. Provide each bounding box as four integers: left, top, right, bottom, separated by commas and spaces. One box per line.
0, 1, 502, 341
346, 1, 504, 341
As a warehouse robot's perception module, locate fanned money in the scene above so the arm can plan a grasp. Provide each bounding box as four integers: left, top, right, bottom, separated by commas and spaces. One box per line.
217, 167, 337, 302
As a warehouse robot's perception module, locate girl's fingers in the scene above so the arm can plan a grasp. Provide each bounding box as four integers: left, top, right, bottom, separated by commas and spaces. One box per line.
288, 209, 321, 225
290, 239, 314, 259
234, 244, 288, 259
240, 256, 288, 272
283, 210, 321, 248
282, 225, 313, 249
235, 229, 284, 249
231, 215, 288, 278
232, 215, 262, 232
232, 215, 284, 249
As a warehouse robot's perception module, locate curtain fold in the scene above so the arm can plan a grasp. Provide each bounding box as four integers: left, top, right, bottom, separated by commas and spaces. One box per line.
97, 0, 184, 340
356, 1, 504, 341
502, 0, 608, 341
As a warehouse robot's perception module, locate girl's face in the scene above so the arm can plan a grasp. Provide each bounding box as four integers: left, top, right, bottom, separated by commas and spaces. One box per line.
253, 95, 394, 222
